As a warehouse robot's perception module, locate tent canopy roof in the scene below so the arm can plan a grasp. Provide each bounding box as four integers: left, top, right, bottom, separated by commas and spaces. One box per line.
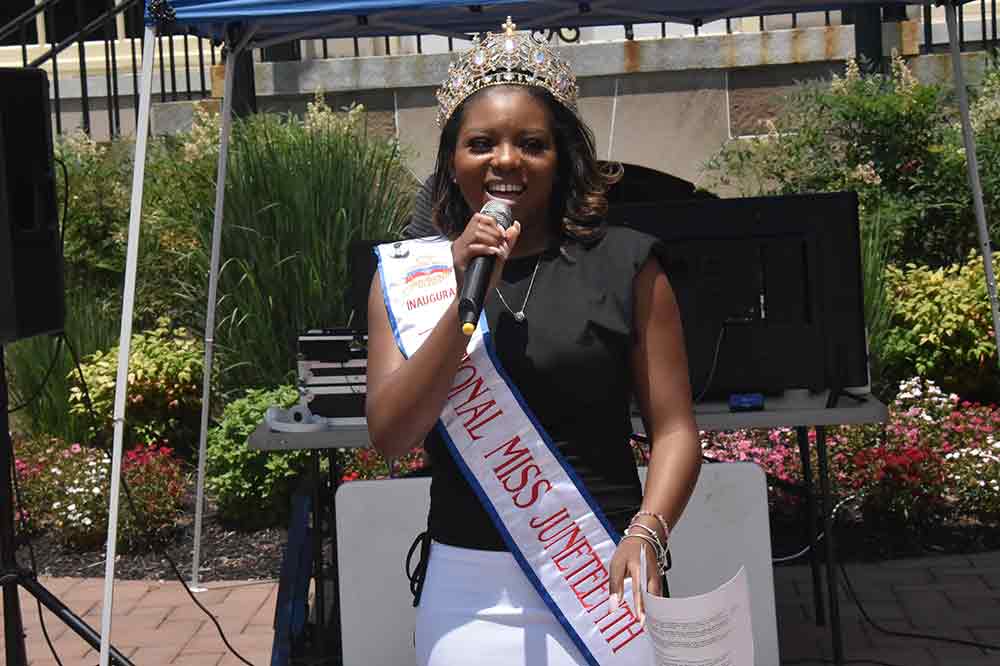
150, 1, 954, 46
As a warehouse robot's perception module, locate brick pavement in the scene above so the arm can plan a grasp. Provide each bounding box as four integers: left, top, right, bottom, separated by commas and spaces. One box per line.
2, 551, 998, 665
776, 550, 1000, 666
1, 577, 278, 666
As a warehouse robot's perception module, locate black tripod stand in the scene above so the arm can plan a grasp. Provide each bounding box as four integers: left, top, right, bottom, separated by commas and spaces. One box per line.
1, 345, 134, 666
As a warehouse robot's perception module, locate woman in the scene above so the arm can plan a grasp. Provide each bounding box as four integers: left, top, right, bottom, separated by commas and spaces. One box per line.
366, 18, 700, 666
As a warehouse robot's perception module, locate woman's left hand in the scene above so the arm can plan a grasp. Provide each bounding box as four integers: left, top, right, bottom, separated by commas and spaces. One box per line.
608, 536, 662, 623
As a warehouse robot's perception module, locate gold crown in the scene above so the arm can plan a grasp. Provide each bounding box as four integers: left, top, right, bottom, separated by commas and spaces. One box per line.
436, 17, 579, 127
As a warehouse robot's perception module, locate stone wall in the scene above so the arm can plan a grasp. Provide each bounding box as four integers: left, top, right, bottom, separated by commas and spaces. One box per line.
135, 23, 985, 191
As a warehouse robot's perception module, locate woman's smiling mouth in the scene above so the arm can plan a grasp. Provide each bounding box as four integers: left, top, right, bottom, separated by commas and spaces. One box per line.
486, 182, 525, 197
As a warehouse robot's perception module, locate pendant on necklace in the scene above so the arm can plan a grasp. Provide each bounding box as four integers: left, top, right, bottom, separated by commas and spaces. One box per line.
514, 311, 526, 323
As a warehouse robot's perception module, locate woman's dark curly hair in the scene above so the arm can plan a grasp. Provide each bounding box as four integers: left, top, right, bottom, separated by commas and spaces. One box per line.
430, 85, 621, 244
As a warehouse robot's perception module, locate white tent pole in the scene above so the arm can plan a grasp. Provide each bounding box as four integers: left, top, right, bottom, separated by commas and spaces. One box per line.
99, 24, 157, 666
945, 2, 1000, 363
190, 42, 238, 591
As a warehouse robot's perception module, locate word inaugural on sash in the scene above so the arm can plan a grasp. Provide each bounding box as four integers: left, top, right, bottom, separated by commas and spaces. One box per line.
376, 238, 647, 665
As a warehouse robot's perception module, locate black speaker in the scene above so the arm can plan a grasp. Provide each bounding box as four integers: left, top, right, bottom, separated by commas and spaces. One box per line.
0, 67, 63, 344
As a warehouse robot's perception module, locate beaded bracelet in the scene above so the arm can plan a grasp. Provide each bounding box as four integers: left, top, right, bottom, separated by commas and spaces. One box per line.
630, 510, 670, 543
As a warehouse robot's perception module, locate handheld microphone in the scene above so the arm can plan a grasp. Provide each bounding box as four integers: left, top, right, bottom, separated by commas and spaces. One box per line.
458, 199, 514, 336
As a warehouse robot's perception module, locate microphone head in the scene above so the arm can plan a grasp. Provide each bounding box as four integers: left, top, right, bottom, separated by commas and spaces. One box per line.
480, 199, 514, 230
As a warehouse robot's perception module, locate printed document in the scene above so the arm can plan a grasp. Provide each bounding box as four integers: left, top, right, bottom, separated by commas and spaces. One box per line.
640, 550, 753, 666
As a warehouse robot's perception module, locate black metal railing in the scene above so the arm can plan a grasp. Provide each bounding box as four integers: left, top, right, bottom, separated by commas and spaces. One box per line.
0, 0, 217, 138
2, 3, 997, 138
265, 5, 997, 58
923, 1, 998, 53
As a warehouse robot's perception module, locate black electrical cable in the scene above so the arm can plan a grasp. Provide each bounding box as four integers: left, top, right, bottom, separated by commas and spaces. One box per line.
826, 497, 1000, 655
839, 558, 1000, 652
770, 495, 857, 565
61, 334, 258, 666
781, 657, 912, 666
7, 335, 64, 414
9, 437, 65, 666
53, 156, 69, 249
694, 324, 727, 404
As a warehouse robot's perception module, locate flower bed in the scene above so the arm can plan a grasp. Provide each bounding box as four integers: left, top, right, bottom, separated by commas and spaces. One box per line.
13, 437, 185, 551
12, 377, 997, 556
692, 378, 1000, 534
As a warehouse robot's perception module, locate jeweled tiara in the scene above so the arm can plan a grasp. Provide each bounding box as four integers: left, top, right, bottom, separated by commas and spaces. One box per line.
436, 17, 579, 128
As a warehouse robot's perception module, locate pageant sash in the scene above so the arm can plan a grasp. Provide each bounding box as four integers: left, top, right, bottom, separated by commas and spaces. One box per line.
376, 238, 650, 666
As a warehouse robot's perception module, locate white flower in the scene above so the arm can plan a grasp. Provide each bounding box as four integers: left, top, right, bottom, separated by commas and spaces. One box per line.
53, 502, 61, 509
851, 162, 882, 186
67, 504, 76, 512
82, 517, 92, 526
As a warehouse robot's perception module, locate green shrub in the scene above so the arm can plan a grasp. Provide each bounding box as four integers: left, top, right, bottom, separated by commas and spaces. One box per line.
180, 98, 414, 391
882, 252, 1000, 401
205, 385, 309, 527
68, 318, 205, 457
702, 54, 998, 269
55, 130, 204, 327
55, 131, 132, 299
13, 437, 184, 551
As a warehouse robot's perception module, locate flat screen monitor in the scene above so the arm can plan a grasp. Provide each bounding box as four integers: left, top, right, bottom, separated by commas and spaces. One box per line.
608, 192, 869, 400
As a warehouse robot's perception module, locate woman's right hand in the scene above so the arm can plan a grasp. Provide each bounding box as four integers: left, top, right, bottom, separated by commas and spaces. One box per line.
452, 213, 521, 293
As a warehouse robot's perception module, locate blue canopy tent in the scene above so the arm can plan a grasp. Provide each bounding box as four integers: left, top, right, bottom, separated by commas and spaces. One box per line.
99, 2, 994, 664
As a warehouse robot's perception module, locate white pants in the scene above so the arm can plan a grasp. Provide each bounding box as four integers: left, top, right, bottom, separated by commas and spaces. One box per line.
416, 541, 588, 666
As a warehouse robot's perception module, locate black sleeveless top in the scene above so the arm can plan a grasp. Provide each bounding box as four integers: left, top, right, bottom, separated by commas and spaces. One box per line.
425, 226, 667, 551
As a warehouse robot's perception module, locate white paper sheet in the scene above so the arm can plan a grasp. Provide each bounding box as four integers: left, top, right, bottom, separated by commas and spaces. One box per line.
639, 549, 754, 666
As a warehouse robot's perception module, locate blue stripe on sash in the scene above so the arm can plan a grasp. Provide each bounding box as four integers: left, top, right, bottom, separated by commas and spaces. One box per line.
374, 246, 408, 359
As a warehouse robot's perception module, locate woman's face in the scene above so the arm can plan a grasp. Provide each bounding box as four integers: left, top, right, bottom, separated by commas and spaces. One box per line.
452, 86, 558, 234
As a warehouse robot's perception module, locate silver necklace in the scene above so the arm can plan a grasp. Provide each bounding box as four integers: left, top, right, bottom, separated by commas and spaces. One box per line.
495, 257, 541, 323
